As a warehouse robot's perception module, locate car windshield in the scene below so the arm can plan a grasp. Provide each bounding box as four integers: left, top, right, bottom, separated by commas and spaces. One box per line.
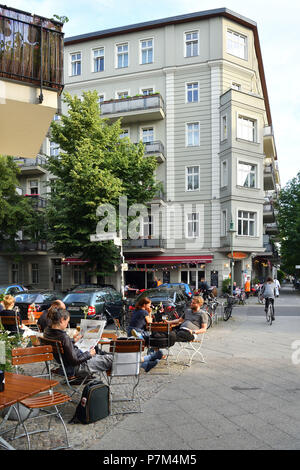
63, 293, 92, 304
14, 293, 44, 303
137, 289, 176, 302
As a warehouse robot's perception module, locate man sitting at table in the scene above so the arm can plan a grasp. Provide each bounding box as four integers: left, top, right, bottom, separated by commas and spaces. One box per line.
43, 308, 163, 375
166, 296, 208, 342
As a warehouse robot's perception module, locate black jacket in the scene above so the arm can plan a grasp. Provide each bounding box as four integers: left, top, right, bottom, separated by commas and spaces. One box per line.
43, 326, 91, 374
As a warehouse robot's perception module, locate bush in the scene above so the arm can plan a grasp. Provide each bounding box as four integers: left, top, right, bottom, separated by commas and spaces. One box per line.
222, 278, 231, 294
276, 270, 285, 283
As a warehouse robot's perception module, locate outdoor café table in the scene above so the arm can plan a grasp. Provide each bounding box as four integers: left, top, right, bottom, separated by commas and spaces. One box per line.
0, 372, 58, 450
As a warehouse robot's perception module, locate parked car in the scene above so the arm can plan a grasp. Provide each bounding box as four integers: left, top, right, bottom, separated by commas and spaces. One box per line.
130, 287, 190, 321
70, 284, 116, 291
62, 288, 123, 326
160, 282, 193, 298
14, 290, 64, 320
0, 284, 28, 297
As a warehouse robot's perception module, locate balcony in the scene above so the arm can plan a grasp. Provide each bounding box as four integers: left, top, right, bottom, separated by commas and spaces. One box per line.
0, 5, 64, 158
263, 125, 276, 159
14, 155, 47, 175
101, 94, 165, 124
24, 194, 47, 209
0, 239, 48, 254
265, 222, 279, 235
264, 163, 276, 191
123, 238, 165, 254
143, 140, 165, 163
263, 202, 275, 223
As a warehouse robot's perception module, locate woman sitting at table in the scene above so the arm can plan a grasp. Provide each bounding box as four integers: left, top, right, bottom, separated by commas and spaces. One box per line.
43, 307, 163, 375
0, 295, 22, 334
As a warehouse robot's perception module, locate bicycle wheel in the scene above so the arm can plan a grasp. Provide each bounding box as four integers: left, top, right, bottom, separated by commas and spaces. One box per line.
206, 311, 212, 329
223, 305, 232, 321
266, 303, 272, 325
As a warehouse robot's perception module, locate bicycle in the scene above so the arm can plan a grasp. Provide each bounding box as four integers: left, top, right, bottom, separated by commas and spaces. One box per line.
223, 295, 237, 321
265, 297, 274, 326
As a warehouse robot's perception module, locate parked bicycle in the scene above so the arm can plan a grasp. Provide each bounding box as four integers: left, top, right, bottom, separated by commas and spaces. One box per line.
223, 294, 238, 321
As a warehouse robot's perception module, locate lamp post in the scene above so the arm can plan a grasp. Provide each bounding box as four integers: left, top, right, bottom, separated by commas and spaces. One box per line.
228, 216, 236, 295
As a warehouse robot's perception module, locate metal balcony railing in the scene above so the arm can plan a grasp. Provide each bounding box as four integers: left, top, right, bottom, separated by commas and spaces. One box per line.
0, 240, 48, 252
123, 238, 165, 249
0, 4, 64, 95
101, 94, 165, 116
24, 194, 47, 208
15, 155, 47, 167
143, 140, 165, 156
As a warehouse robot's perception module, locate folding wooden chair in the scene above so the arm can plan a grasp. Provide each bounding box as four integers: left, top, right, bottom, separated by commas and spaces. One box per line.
105, 339, 144, 415
8, 346, 71, 450
174, 332, 206, 367
147, 322, 172, 375
0, 314, 21, 335
40, 337, 93, 401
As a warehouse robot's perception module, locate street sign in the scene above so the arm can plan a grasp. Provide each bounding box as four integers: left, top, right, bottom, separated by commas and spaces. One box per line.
90, 232, 116, 242
113, 237, 122, 246
295, 265, 300, 269
121, 263, 128, 271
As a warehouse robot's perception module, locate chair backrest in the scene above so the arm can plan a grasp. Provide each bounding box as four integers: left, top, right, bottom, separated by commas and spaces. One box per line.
0, 315, 20, 326
101, 332, 118, 341
40, 337, 64, 355
109, 340, 144, 377
12, 345, 53, 366
149, 322, 170, 333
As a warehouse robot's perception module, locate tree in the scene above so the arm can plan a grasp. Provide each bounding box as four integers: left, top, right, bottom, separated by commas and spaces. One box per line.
46, 91, 160, 275
0, 155, 35, 249
276, 171, 300, 273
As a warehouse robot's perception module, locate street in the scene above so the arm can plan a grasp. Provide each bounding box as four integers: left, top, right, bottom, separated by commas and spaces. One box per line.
88, 284, 300, 450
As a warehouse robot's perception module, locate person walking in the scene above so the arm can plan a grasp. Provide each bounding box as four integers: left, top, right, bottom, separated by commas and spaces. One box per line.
274, 278, 281, 297
244, 276, 251, 299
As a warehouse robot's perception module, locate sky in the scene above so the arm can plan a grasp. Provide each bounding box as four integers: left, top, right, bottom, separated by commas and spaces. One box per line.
5, 0, 300, 187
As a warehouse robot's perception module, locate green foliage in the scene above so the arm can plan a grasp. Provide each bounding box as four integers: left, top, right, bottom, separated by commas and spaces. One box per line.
0, 324, 23, 372
276, 171, 300, 273
0, 155, 36, 248
46, 91, 160, 274
222, 278, 231, 294
276, 270, 285, 283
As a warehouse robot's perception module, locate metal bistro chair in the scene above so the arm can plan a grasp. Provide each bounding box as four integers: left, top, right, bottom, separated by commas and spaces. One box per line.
8, 346, 71, 450
40, 337, 93, 402
105, 339, 144, 415
174, 332, 206, 367
0, 314, 21, 335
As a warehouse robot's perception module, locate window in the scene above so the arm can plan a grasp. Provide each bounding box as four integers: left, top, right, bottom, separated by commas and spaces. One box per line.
140, 39, 153, 64
186, 82, 199, 103
186, 213, 199, 238
221, 115, 228, 141
117, 91, 129, 99
73, 267, 82, 285
221, 210, 227, 237
227, 30, 247, 60
29, 179, 38, 195
221, 160, 228, 187
142, 127, 154, 143
237, 115, 256, 142
117, 43, 128, 68
238, 210, 256, 236
186, 166, 200, 191
185, 31, 199, 57
11, 263, 19, 283
141, 88, 154, 96
93, 48, 104, 72
238, 162, 257, 188
70, 52, 81, 76
143, 215, 154, 237
50, 140, 59, 157
31, 263, 39, 284
186, 122, 200, 146
120, 129, 129, 139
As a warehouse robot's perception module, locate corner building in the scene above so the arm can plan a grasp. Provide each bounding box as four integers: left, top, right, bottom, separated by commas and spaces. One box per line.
64, 8, 280, 291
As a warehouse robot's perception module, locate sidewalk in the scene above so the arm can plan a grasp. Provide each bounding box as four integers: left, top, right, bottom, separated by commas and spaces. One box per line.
88, 285, 300, 450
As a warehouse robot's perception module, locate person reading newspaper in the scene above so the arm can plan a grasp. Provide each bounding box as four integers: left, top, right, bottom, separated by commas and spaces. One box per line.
75, 319, 106, 352
43, 308, 163, 375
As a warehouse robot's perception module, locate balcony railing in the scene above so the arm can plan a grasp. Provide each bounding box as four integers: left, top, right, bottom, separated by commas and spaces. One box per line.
0, 5, 63, 93
24, 194, 47, 208
144, 140, 164, 155
101, 94, 165, 117
123, 238, 165, 250
0, 240, 48, 252
15, 155, 47, 167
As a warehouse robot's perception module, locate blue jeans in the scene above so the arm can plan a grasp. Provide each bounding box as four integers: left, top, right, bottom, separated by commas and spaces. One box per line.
140, 350, 163, 370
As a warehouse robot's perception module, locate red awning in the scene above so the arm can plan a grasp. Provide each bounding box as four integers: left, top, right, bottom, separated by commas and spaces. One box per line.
61, 258, 89, 265
126, 255, 213, 264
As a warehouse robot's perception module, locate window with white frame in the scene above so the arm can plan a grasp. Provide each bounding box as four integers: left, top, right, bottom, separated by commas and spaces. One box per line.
29, 179, 38, 195
238, 162, 257, 188
143, 215, 154, 237
185, 31, 199, 57
50, 140, 59, 157
221, 210, 227, 237
221, 114, 228, 141
186, 166, 200, 191
221, 160, 228, 187
70, 52, 81, 76
186, 122, 200, 146
116, 43, 128, 68
31, 263, 39, 284
140, 39, 153, 64
238, 210, 256, 236
93, 48, 104, 72
117, 91, 129, 99
186, 82, 199, 103
186, 212, 200, 238
142, 127, 154, 143
226, 30, 247, 60
120, 129, 129, 139
237, 115, 257, 142
141, 88, 154, 96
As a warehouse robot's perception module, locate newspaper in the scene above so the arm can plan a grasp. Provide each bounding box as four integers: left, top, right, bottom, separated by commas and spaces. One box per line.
76, 319, 106, 352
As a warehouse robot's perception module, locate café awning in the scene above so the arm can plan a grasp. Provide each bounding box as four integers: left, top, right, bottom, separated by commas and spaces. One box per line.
61, 258, 89, 265
126, 255, 213, 264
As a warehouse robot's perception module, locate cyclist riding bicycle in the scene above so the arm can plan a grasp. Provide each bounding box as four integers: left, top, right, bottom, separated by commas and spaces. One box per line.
261, 276, 276, 321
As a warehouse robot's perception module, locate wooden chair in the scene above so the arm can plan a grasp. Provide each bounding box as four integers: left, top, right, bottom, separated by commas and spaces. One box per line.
0, 314, 21, 335
106, 339, 144, 415
147, 322, 173, 375
39, 337, 93, 400
9, 346, 71, 450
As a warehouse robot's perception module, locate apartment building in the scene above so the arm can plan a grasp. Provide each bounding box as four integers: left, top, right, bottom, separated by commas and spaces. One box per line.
61, 8, 280, 292
0, 4, 64, 289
